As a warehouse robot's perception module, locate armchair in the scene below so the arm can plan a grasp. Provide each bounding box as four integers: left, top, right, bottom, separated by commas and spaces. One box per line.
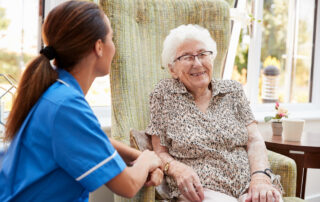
100, 0, 304, 201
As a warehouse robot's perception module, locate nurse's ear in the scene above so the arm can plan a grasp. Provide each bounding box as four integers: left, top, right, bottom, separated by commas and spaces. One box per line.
94, 39, 103, 57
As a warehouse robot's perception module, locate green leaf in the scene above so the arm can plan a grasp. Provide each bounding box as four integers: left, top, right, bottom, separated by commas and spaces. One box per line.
264, 116, 273, 122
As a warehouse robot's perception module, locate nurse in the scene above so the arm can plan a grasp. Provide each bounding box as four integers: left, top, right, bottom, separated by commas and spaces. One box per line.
0, 1, 163, 201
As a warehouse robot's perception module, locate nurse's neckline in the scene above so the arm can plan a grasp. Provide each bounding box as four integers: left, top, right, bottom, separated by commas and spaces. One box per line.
57, 79, 70, 87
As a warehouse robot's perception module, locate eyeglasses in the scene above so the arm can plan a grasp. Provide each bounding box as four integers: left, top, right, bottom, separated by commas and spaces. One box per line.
173, 51, 213, 63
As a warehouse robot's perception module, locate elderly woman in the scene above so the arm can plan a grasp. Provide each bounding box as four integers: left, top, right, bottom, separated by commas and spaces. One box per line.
146, 24, 283, 202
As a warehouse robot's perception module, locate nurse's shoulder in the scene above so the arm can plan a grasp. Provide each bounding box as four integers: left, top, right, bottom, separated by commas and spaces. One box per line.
42, 79, 84, 107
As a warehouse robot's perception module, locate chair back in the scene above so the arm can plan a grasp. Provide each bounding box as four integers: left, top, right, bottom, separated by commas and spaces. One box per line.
100, 0, 230, 201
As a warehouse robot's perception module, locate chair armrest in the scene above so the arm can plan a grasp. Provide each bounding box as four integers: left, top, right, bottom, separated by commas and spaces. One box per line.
283, 197, 305, 202
267, 150, 297, 197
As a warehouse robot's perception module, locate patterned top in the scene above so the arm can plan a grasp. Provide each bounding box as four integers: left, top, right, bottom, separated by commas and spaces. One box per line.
146, 78, 256, 199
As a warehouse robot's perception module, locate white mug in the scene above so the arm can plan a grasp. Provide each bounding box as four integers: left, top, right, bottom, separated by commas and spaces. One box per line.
282, 119, 305, 141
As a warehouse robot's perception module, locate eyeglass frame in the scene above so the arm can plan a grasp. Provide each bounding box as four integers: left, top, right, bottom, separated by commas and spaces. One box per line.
173, 50, 214, 64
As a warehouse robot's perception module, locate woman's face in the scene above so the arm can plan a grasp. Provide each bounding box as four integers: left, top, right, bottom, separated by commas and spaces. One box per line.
169, 39, 213, 93
96, 15, 115, 76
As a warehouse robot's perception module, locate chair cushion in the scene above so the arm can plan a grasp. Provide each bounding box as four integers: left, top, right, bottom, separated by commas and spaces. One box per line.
129, 129, 152, 151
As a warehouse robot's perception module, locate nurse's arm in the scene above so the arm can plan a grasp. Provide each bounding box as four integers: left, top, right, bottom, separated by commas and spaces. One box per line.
109, 138, 141, 164
109, 138, 164, 187
105, 150, 163, 198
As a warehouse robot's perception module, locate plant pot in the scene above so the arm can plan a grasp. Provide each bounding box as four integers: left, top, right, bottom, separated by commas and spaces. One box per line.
271, 121, 283, 136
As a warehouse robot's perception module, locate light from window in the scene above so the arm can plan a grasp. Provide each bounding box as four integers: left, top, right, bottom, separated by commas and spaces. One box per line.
232, 0, 316, 104
86, 75, 111, 107
261, 0, 315, 104
0, 0, 38, 138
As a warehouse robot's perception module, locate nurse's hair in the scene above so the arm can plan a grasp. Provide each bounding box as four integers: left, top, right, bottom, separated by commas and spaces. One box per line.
161, 24, 217, 69
5, 0, 108, 141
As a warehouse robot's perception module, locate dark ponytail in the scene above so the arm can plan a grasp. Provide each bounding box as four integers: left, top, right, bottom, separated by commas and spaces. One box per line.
5, 56, 57, 141
5, 0, 108, 141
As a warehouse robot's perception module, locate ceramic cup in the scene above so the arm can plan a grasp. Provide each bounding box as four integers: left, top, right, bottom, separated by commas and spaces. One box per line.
282, 119, 305, 141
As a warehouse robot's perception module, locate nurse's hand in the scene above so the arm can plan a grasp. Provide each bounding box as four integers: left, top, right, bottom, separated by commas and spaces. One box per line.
136, 150, 163, 171
106, 150, 163, 198
145, 168, 164, 187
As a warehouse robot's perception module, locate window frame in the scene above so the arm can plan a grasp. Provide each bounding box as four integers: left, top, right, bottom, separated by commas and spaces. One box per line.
246, 0, 320, 122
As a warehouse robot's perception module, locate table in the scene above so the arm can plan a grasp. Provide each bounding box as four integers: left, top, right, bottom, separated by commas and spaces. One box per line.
261, 132, 320, 199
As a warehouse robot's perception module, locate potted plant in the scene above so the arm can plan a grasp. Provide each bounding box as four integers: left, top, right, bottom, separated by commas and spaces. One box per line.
264, 102, 288, 136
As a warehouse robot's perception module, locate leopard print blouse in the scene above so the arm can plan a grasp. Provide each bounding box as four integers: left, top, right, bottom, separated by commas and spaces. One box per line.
146, 78, 256, 199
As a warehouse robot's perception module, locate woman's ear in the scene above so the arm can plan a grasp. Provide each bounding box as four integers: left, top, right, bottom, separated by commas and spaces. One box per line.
168, 64, 178, 79
94, 39, 103, 57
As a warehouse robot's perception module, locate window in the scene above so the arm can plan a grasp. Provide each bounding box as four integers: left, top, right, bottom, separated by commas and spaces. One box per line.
0, 0, 39, 144
226, 0, 320, 121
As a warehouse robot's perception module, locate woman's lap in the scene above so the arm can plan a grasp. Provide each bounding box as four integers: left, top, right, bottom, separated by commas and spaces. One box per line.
177, 189, 238, 202
177, 189, 284, 202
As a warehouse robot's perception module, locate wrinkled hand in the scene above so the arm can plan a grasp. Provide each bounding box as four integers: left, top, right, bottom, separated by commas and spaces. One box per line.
244, 176, 281, 202
145, 168, 164, 187
170, 161, 204, 202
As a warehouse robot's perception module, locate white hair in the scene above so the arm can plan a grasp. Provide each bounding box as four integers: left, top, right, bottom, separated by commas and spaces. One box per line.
161, 24, 217, 69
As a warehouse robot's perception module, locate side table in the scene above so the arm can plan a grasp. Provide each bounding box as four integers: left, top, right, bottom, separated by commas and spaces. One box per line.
261, 132, 320, 199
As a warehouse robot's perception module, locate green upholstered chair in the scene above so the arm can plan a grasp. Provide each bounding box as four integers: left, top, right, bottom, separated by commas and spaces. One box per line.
267, 151, 304, 201
100, 0, 304, 201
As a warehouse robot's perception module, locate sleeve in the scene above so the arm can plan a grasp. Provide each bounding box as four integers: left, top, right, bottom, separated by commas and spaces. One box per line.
233, 81, 257, 126
51, 96, 126, 192
145, 91, 170, 147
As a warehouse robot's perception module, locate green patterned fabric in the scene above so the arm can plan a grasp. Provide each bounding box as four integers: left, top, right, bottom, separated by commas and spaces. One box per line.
268, 151, 305, 201
283, 197, 305, 202
268, 150, 297, 197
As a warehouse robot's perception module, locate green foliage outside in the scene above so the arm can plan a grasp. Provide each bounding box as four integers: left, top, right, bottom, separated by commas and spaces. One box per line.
0, 7, 9, 31
234, 0, 312, 103
0, 50, 33, 81
234, 31, 249, 74
234, 0, 289, 74
261, 0, 287, 64
0, 6, 33, 83
235, 0, 311, 70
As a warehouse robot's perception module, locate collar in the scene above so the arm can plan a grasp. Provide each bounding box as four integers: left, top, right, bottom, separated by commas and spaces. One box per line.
57, 68, 84, 96
210, 79, 235, 97
170, 79, 234, 97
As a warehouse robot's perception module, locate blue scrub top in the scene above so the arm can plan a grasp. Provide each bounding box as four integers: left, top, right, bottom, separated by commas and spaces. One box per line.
0, 69, 126, 202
